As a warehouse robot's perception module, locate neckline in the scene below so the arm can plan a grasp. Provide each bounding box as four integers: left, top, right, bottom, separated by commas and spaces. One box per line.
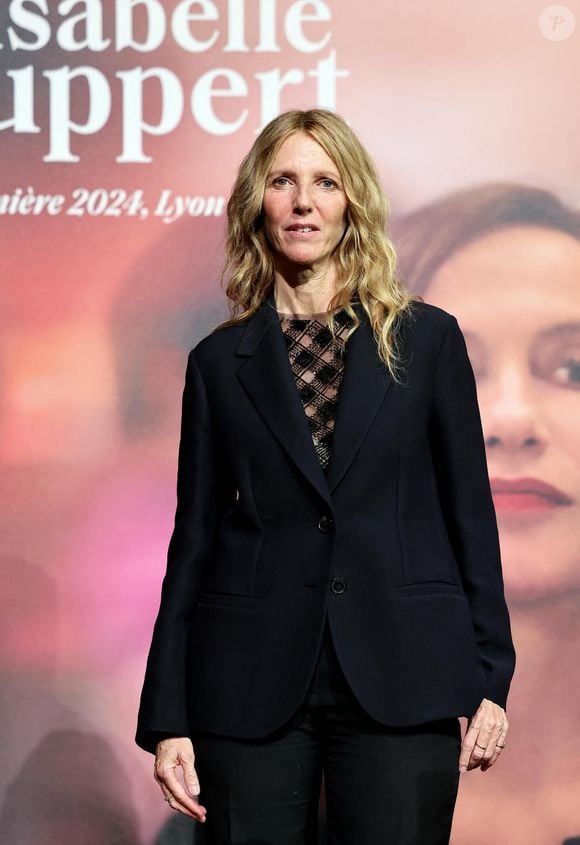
274, 304, 347, 321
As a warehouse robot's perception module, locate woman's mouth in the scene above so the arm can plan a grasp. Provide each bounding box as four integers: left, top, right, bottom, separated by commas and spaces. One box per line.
285, 225, 319, 237
490, 477, 574, 514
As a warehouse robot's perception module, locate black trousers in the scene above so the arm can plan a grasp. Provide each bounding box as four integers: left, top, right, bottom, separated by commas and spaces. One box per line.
191, 620, 461, 845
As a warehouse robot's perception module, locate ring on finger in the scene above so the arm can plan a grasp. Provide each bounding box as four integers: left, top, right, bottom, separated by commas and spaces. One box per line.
475, 743, 487, 750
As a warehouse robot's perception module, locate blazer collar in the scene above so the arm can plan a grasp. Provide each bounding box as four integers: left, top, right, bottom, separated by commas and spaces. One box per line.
236, 287, 393, 508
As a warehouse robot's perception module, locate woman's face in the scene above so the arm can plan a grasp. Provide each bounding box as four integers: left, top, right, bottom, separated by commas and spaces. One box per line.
427, 226, 580, 604
262, 131, 348, 276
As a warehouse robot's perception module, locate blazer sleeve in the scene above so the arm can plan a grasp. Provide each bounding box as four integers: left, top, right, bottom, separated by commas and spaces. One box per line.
428, 314, 516, 710
135, 349, 219, 754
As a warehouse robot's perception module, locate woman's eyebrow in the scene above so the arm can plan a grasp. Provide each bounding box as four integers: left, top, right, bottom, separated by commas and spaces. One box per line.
538, 322, 580, 340
313, 170, 341, 179
268, 169, 341, 180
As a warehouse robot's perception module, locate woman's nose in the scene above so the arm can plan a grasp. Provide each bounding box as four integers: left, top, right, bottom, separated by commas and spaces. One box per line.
292, 183, 313, 213
481, 367, 549, 455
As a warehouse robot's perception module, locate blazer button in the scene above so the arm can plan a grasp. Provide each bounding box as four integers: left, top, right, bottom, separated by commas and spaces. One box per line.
331, 577, 347, 595
317, 514, 334, 533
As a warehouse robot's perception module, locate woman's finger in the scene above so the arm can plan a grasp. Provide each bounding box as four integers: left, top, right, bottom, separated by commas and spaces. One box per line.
469, 727, 493, 769
474, 724, 502, 768
156, 767, 206, 820
158, 785, 193, 817
479, 703, 508, 770
181, 752, 202, 798
481, 729, 508, 771
459, 721, 480, 772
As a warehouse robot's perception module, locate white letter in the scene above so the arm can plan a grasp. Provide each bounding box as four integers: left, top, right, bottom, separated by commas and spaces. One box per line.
18, 186, 37, 215
172, 0, 219, 52
308, 49, 349, 109
284, 0, 330, 53
192, 69, 248, 135
57, 0, 112, 52
117, 67, 184, 163
225, 0, 280, 53
223, 0, 248, 52
0, 67, 41, 132
256, 0, 280, 52
8, 189, 24, 214
7, 0, 50, 51
255, 67, 303, 128
116, 0, 166, 52
43, 66, 111, 162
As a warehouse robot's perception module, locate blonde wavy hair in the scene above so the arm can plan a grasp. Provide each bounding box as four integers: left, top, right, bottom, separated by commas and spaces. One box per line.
214, 108, 422, 383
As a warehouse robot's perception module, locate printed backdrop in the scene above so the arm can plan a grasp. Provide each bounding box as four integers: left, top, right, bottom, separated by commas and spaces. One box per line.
1, 1, 579, 843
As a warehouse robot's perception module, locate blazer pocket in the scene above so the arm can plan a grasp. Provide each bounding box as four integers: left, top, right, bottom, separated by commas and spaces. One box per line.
195, 590, 262, 610
394, 580, 464, 598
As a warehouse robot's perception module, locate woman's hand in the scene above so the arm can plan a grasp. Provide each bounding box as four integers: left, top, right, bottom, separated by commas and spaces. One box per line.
459, 698, 508, 773
154, 737, 207, 822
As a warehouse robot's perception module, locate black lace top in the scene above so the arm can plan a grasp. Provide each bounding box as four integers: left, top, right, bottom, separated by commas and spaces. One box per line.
276, 305, 354, 472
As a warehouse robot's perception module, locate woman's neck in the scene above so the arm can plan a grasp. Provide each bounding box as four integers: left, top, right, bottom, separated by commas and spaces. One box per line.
272, 262, 340, 315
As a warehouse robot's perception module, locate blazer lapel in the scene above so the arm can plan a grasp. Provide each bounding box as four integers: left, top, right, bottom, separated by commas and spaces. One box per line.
236, 288, 393, 506
325, 308, 393, 493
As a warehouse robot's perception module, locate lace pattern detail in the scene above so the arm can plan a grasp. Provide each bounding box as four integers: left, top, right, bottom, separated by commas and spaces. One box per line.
278, 307, 354, 471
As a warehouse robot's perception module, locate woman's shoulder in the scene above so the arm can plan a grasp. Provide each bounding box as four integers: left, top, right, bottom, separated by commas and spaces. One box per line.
399, 298, 460, 343
407, 297, 457, 324
192, 322, 240, 349
187, 318, 249, 374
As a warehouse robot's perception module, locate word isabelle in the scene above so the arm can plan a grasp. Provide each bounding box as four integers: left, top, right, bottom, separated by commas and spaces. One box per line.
0, 186, 225, 223
0, 0, 349, 163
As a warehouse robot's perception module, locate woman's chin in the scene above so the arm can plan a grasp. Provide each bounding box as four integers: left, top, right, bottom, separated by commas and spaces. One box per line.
276, 246, 330, 268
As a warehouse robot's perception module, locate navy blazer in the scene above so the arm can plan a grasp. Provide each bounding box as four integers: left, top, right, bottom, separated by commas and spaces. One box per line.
136, 287, 515, 754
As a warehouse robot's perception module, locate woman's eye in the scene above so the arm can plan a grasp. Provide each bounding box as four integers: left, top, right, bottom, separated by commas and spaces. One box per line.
531, 335, 580, 390
320, 179, 336, 188
553, 358, 580, 387
272, 177, 290, 186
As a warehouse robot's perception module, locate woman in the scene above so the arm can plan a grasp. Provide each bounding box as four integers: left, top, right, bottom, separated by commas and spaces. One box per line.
136, 109, 515, 844
392, 183, 580, 845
